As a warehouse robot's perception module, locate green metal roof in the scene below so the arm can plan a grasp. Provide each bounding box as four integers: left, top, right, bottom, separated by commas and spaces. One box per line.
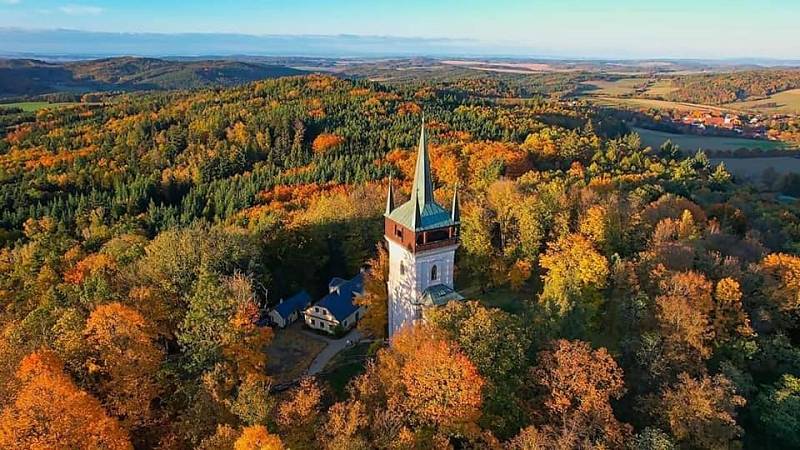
415, 284, 465, 307
385, 121, 459, 231
387, 199, 454, 231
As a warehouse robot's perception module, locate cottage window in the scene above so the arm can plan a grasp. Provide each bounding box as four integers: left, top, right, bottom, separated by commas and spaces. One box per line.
431, 264, 438, 281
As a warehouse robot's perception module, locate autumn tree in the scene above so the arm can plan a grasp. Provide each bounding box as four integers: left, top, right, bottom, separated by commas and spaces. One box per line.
761, 253, 800, 315
277, 377, 322, 448
179, 271, 271, 380
426, 300, 531, 436
234, 425, 285, 450
656, 373, 745, 450
712, 277, 753, 344
356, 243, 389, 338
84, 302, 163, 428
654, 271, 715, 375
312, 133, 345, 155
0, 351, 132, 450
539, 233, 609, 336
348, 325, 485, 446
530, 339, 631, 448
321, 400, 370, 450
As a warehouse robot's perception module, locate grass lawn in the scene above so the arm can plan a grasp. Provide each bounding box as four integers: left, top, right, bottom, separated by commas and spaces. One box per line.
724, 88, 800, 115
320, 342, 373, 399
633, 127, 788, 152
0, 101, 81, 112
265, 324, 327, 385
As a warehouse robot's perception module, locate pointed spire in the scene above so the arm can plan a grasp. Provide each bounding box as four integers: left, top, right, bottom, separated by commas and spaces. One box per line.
410, 189, 422, 230
411, 117, 434, 206
384, 176, 395, 216
451, 184, 460, 223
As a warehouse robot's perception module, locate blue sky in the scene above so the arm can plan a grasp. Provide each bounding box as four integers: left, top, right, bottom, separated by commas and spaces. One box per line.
1, 0, 799, 58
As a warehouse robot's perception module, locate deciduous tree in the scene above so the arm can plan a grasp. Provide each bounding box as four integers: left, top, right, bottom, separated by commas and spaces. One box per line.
0, 351, 132, 450
530, 339, 631, 447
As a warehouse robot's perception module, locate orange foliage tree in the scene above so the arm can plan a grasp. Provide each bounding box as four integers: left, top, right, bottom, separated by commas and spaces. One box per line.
531, 339, 631, 447
761, 253, 800, 314
0, 351, 132, 450
360, 324, 485, 439
84, 302, 163, 428
655, 271, 715, 374
657, 373, 745, 449
277, 377, 322, 447
234, 425, 285, 450
312, 133, 345, 155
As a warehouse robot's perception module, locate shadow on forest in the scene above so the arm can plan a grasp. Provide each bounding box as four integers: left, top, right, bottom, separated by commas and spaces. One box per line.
261, 215, 383, 302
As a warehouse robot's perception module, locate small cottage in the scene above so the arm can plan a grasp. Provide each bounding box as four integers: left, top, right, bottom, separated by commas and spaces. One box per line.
303, 273, 365, 335
268, 290, 312, 328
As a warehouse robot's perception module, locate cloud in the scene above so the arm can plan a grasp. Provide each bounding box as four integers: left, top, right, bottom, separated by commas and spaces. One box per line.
1, 0, 22, 5
58, 4, 104, 16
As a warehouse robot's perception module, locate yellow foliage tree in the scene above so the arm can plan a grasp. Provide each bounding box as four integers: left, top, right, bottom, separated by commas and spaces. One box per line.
234, 425, 285, 450
84, 302, 163, 428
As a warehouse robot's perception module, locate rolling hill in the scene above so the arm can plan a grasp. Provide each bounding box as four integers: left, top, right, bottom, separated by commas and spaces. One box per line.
0, 56, 307, 97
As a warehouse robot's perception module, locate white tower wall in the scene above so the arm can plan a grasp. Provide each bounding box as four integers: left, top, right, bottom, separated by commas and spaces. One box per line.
386, 238, 458, 337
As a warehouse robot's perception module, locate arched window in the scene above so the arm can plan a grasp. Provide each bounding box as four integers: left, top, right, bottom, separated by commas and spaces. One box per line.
431, 264, 438, 281
400, 261, 405, 275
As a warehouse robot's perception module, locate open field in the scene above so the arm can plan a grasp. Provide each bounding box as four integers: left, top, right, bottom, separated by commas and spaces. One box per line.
724, 88, 800, 115
711, 156, 800, 179
0, 101, 82, 112
643, 79, 678, 97
592, 96, 742, 114
265, 324, 327, 384
581, 78, 642, 96
634, 127, 787, 152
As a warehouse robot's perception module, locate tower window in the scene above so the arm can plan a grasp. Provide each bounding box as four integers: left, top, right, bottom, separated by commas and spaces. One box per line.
431, 264, 438, 281
400, 261, 405, 275
395, 225, 403, 240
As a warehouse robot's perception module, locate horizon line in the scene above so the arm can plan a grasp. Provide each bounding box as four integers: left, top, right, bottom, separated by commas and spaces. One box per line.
1, 28, 798, 62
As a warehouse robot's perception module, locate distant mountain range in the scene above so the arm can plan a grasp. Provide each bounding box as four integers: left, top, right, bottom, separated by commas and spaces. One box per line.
2, 28, 800, 64
0, 57, 306, 97
0, 29, 487, 59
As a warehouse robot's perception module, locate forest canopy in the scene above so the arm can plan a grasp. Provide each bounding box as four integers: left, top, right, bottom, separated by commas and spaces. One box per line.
1, 73, 800, 449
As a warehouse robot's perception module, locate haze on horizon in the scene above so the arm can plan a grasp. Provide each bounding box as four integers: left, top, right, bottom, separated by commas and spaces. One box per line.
1, 0, 799, 59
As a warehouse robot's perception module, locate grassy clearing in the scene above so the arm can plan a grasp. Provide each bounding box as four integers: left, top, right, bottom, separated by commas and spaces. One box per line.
591, 96, 740, 114
633, 127, 787, 152
320, 342, 373, 399
643, 79, 678, 97
0, 101, 81, 112
711, 156, 800, 179
581, 78, 643, 96
265, 324, 327, 384
725, 88, 800, 115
